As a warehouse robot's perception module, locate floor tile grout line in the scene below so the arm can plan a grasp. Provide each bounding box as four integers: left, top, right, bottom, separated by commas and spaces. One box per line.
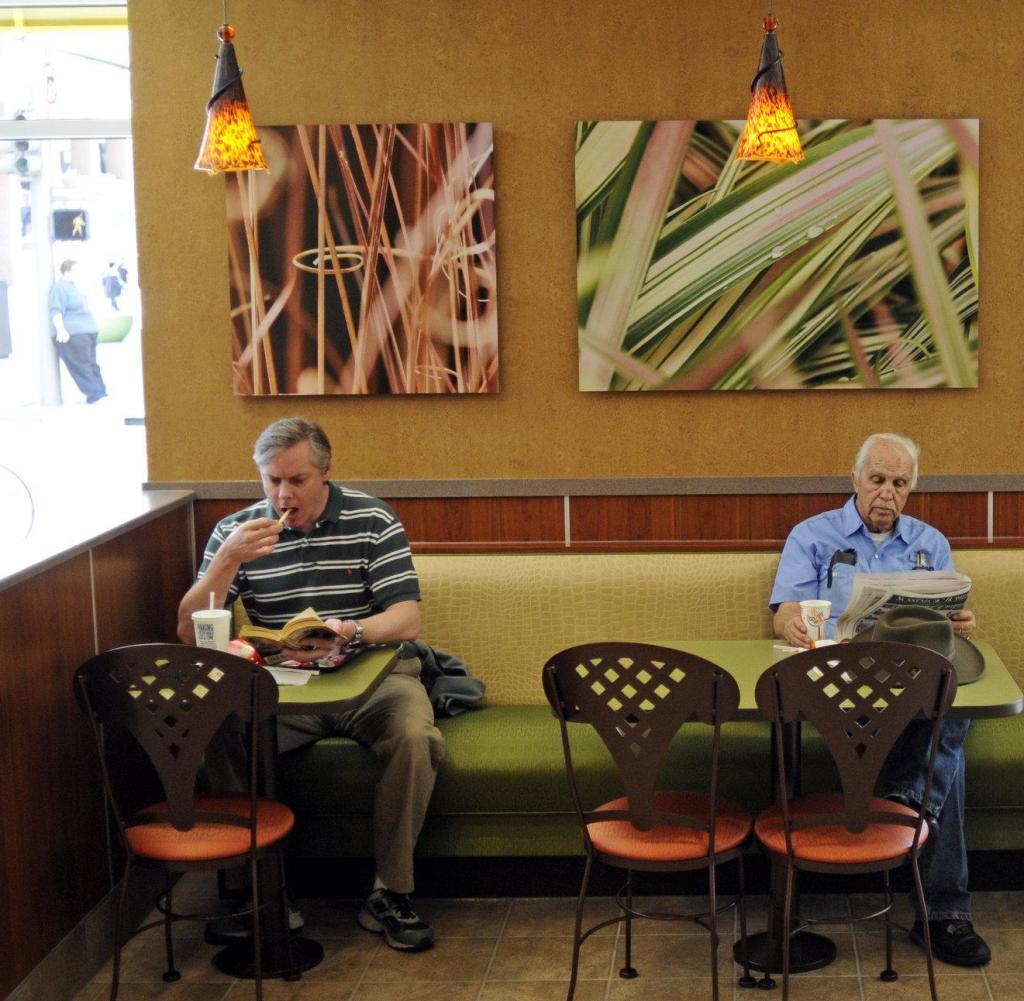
339, 925, 383, 1001
846, 917, 861, 1001
980, 962, 997, 1001
850, 917, 867, 1001
472, 897, 514, 1001
604, 900, 622, 1001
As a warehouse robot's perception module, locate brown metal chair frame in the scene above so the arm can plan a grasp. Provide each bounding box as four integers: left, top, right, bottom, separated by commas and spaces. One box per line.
75, 643, 295, 1001
543, 641, 755, 1001
754, 641, 957, 1001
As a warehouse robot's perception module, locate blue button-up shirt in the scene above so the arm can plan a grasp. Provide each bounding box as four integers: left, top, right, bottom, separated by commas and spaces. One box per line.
769, 496, 954, 638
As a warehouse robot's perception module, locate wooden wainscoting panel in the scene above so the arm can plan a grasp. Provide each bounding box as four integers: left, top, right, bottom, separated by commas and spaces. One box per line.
903, 492, 989, 542
571, 494, 853, 546
384, 496, 566, 545
195, 492, 1009, 553
571, 495, 713, 544
194, 499, 246, 561
994, 493, 1024, 541
742, 494, 850, 544
195, 495, 567, 550
0, 556, 108, 998
93, 505, 194, 649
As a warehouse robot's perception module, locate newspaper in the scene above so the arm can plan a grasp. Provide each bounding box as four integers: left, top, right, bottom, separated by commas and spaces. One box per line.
835, 571, 971, 640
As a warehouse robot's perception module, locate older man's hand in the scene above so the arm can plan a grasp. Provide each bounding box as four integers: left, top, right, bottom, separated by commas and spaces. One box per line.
781, 610, 812, 648
950, 608, 976, 639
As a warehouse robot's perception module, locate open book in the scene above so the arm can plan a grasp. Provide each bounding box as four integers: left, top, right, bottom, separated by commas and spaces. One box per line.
835, 571, 971, 640
238, 606, 338, 654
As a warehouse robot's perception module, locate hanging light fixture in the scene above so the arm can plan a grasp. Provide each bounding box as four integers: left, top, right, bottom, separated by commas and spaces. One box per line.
194, 3, 268, 174
735, 3, 803, 164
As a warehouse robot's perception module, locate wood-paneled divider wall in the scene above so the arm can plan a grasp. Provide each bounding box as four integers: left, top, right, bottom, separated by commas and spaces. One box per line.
194, 492, 1022, 557
0, 504, 193, 1000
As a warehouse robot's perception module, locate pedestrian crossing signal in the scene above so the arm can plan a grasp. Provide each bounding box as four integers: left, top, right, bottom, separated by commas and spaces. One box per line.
53, 209, 89, 241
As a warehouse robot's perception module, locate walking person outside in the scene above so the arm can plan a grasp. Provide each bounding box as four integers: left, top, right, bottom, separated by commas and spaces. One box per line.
49, 259, 107, 404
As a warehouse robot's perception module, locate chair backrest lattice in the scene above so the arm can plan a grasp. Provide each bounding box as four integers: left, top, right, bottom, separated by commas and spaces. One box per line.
543, 642, 739, 831
755, 641, 956, 833
75, 644, 278, 832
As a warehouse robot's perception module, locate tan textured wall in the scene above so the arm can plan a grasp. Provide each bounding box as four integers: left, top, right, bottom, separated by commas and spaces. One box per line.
131, 0, 1024, 482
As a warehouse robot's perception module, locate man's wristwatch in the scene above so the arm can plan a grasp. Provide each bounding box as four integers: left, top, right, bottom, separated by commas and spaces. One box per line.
345, 619, 364, 647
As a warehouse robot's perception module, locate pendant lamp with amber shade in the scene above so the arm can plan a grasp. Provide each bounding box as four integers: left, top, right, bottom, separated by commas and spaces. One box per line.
194, 8, 268, 174
736, 5, 804, 164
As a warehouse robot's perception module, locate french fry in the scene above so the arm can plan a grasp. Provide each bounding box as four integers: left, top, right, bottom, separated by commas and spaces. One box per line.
277, 508, 293, 525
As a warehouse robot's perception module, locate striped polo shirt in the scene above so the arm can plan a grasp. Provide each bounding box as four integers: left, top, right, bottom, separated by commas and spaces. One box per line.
198, 483, 420, 627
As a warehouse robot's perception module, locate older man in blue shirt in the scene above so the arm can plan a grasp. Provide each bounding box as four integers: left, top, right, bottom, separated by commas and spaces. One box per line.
769, 432, 989, 967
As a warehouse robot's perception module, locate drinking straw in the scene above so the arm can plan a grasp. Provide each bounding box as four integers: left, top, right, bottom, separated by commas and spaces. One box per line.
209, 590, 215, 611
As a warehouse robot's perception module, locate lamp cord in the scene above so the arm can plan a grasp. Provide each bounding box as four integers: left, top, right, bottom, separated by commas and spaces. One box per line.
222, 0, 228, 25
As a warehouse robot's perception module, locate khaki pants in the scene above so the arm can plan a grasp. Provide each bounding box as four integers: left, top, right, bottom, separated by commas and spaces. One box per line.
278, 657, 444, 893
208, 658, 444, 895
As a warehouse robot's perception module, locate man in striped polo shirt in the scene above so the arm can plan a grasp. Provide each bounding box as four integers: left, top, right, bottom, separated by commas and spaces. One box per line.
178, 417, 442, 951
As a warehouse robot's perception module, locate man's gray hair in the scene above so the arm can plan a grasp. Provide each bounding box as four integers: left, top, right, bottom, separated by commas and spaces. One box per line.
253, 417, 332, 472
853, 432, 920, 489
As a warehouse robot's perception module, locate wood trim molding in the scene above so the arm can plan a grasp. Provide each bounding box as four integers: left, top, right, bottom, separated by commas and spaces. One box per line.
149, 475, 1024, 499
193, 492, 1024, 555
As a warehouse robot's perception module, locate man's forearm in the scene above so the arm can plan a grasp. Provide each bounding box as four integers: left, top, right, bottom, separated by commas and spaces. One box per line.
348, 599, 421, 646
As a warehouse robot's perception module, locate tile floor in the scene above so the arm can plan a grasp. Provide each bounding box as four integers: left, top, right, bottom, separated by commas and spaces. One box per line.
72, 876, 1024, 1001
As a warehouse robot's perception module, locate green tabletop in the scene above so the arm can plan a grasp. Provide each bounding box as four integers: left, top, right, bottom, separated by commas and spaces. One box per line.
659, 639, 1023, 720
274, 645, 399, 714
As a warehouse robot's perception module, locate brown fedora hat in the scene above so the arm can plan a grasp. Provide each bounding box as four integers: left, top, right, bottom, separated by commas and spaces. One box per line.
851, 604, 985, 684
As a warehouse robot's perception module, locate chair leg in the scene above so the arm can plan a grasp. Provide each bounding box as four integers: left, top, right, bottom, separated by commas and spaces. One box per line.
108, 860, 132, 1001
781, 862, 796, 1001
161, 873, 180, 983
250, 850, 264, 1001
708, 861, 720, 1001
567, 852, 594, 1001
911, 855, 940, 1001
620, 868, 638, 979
880, 870, 897, 982
735, 855, 756, 989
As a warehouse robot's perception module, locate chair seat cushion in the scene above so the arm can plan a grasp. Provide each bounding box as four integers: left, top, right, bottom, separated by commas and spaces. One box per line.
125, 794, 295, 862
755, 792, 927, 864
588, 789, 752, 862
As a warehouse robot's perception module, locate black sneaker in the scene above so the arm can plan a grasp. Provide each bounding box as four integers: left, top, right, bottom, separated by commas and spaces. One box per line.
204, 901, 305, 944
910, 919, 991, 967
357, 888, 434, 951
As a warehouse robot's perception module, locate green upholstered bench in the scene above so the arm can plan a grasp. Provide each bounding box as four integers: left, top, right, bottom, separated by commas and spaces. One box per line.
275, 550, 1024, 861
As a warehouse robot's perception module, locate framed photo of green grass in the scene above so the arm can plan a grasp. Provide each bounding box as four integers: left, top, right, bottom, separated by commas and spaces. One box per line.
576, 119, 979, 391
226, 122, 497, 395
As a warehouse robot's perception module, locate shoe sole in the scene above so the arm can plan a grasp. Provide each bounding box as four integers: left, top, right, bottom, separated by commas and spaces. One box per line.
908, 927, 991, 967
358, 908, 433, 951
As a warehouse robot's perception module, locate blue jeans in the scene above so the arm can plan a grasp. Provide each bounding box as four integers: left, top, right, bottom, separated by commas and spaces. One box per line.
879, 718, 971, 921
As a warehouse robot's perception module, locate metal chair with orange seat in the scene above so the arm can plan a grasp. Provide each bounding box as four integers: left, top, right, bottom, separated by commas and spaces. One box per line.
753, 639, 957, 1001
543, 642, 755, 1001
74, 643, 296, 1001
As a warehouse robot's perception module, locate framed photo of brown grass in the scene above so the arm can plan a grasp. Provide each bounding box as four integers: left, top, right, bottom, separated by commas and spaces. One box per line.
227, 122, 498, 395
576, 119, 979, 391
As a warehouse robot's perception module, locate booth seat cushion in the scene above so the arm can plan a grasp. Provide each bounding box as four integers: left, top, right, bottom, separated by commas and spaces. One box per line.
273, 548, 1024, 859
415, 552, 778, 706
276, 706, 774, 846
275, 708, 1024, 856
